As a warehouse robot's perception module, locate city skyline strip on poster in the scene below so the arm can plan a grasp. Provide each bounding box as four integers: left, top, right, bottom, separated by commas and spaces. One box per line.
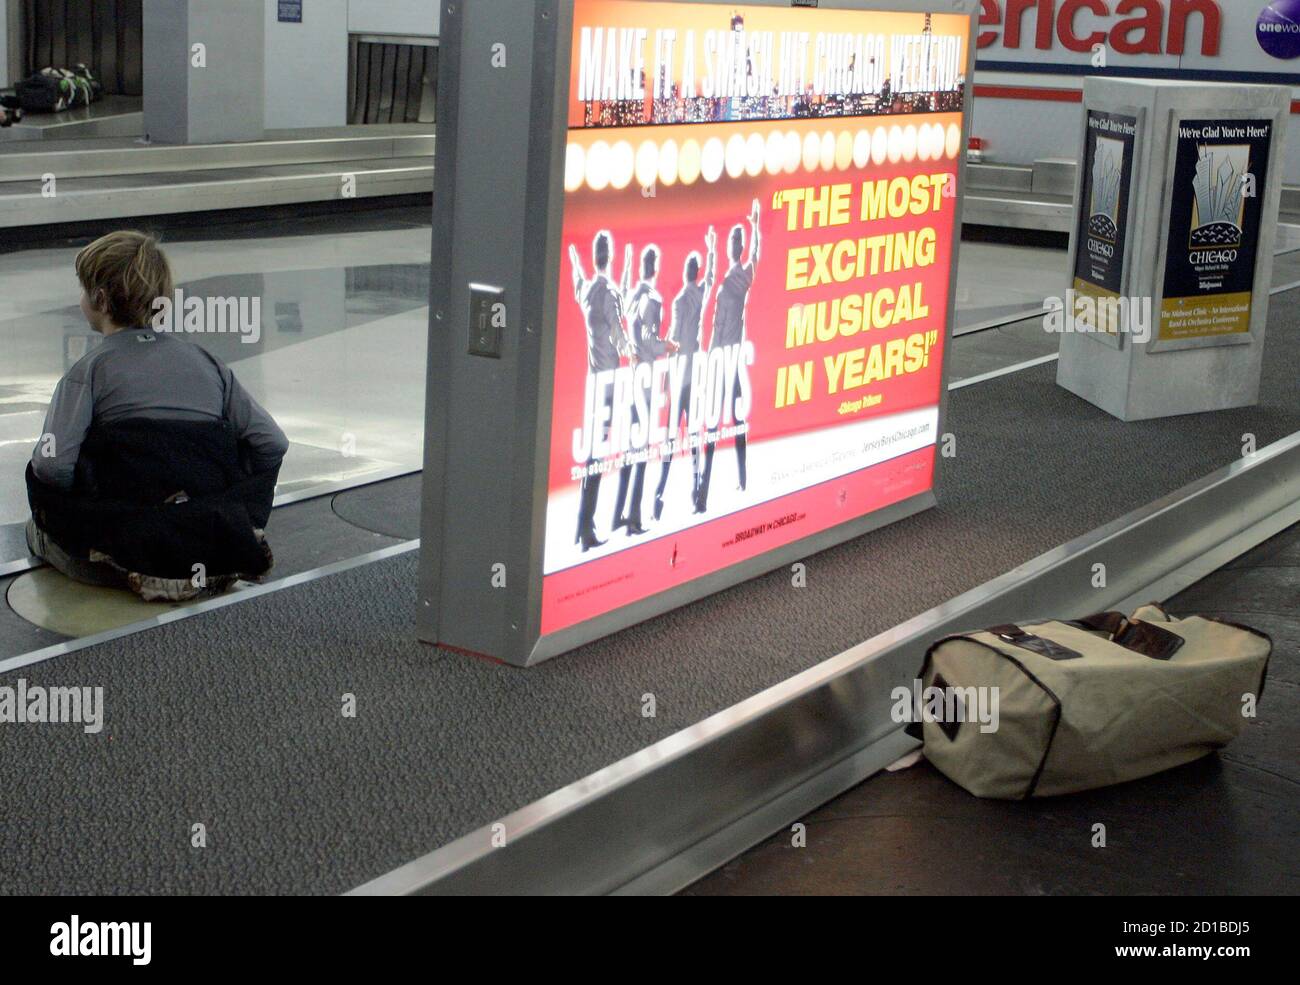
571, 4, 968, 129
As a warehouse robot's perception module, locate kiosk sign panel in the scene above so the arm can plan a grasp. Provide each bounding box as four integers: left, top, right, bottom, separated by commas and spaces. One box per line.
1071, 109, 1137, 336
542, 1, 968, 634
1159, 119, 1273, 346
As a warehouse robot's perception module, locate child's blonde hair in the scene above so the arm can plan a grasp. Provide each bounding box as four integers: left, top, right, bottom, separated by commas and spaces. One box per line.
75, 231, 174, 329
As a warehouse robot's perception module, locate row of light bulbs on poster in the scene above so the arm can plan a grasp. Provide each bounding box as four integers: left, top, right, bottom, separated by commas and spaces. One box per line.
565, 121, 964, 193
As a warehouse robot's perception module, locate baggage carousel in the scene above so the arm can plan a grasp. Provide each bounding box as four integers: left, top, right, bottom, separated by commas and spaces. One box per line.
0, 95, 143, 143
0, 293, 1296, 894
964, 160, 1300, 234
684, 518, 1300, 896
0, 124, 434, 229
6, 124, 1300, 241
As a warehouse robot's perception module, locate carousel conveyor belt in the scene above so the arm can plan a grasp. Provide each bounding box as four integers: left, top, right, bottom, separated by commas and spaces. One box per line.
1, 308, 1299, 894
677, 518, 1300, 896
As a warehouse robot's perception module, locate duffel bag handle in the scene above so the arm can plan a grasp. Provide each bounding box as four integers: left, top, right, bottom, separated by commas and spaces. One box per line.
1068, 611, 1127, 635
988, 625, 1082, 661
1067, 611, 1185, 661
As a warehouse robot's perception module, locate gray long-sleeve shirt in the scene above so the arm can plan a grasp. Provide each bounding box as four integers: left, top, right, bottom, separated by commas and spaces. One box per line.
31, 328, 289, 491
582, 276, 624, 373
629, 283, 671, 363
711, 263, 755, 349
671, 281, 708, 355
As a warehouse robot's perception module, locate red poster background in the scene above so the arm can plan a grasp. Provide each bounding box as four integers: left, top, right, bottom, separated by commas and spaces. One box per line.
549, 118, 958, 492
542, 3, 965, 636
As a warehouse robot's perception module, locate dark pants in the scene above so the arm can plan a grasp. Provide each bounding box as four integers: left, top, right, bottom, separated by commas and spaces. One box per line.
613, 399, 645, 529
655, 374, 699, 509
26, 517, 128, 589
697, 369, 747, 511
577, 471, 602, 541
577, 380, 615, 542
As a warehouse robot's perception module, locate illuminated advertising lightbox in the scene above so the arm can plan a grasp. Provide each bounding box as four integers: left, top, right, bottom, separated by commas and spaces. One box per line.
541, 1, 969, 636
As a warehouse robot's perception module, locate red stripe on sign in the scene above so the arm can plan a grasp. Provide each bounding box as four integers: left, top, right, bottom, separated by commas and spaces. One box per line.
540, 444, 938, 636
973, 85, 1083, 103
976, 87, 1300, 115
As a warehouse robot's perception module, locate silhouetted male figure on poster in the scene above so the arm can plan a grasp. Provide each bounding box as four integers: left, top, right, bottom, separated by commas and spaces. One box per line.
569, 230, 631, 551
654, 227, 715, 521
697, 200, 760, 513
613, 245, 678, 535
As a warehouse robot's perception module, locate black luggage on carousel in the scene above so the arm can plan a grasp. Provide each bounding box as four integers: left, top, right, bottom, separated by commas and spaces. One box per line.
14, 65, 104, 113
0, 94, 21, 127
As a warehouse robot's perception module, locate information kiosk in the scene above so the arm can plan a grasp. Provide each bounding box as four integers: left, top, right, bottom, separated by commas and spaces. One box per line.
1058, 77, 1290, 421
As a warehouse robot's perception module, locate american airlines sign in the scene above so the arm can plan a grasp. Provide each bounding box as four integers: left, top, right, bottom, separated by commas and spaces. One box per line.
976, 0, 1300, 76
976, 0, 1222, 55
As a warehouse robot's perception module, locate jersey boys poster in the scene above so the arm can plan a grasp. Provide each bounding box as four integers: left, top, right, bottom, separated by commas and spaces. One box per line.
542, 1, 967, 635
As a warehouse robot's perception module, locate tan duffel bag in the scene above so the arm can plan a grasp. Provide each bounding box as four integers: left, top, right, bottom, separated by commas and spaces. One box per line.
908, 604, 1271, 798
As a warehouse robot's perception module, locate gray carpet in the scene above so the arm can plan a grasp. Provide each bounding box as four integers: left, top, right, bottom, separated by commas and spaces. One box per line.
0, 581, 69, 654
0, 493, 404, 661
264, 494, 404, 574
1, 313, 1297, 895
331, 474, 422, 540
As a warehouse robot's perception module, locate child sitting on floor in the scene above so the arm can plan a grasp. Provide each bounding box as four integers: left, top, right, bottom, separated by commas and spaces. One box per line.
26, 230, 288, 601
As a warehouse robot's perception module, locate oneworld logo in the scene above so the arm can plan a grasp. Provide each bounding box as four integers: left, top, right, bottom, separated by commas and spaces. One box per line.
1258, 1, 1300, 59
50, 915, 151, 966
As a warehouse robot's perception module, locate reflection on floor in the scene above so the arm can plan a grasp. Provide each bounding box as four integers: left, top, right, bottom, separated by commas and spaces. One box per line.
0, 474, 422, 657
6, 566, 221, 637
0, 211, 1066, 543
953, 239, 1067, 333
0, 208, 431, 534
1274, 221, 1300, 255
0, 95, 142, 144
682, 522, 1300, 896
1, 203, 1279, 567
